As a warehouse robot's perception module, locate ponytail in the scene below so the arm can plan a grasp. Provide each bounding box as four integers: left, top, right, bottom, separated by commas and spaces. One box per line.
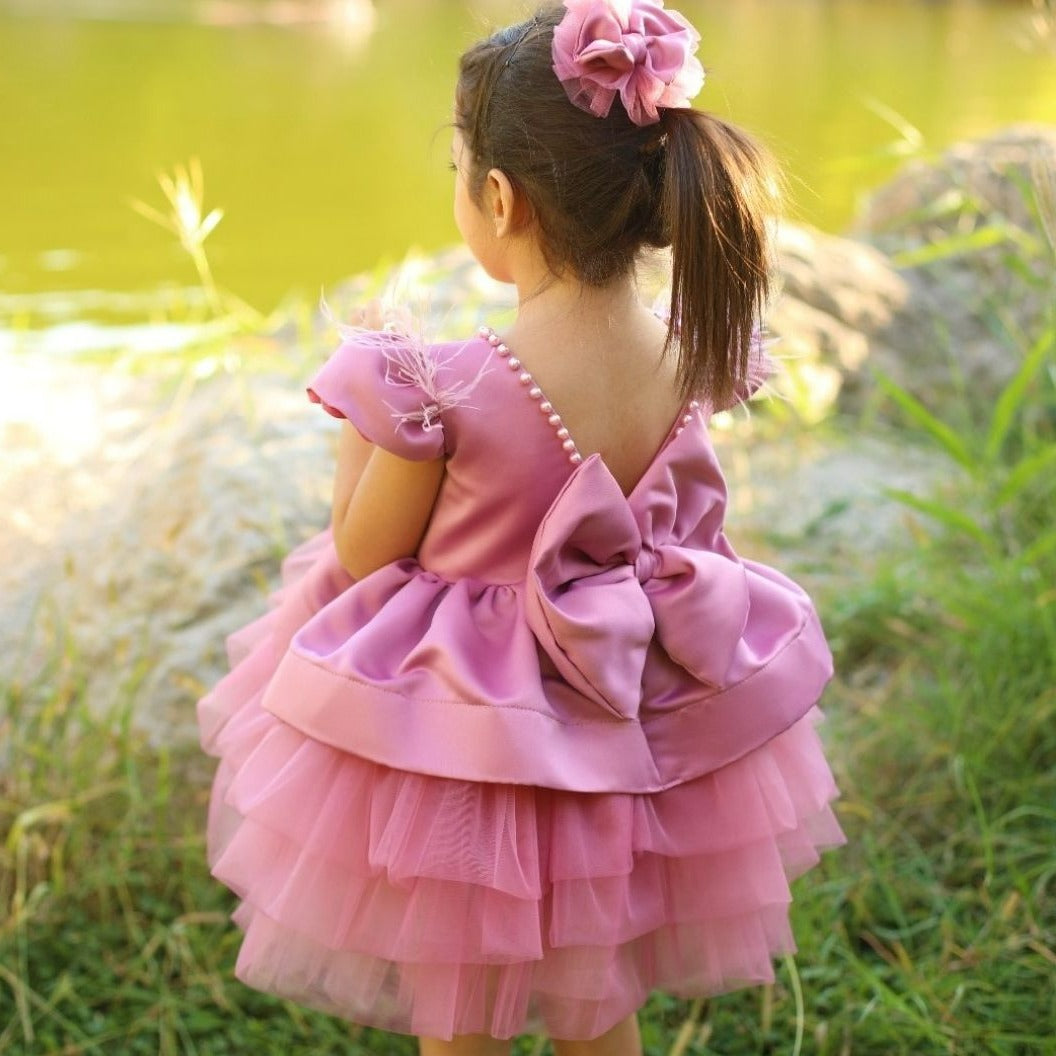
659, 109, 778, 406
457, 8, 778, 404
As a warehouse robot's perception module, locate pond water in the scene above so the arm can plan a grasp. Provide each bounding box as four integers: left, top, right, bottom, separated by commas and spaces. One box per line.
2, 0, 1055, 320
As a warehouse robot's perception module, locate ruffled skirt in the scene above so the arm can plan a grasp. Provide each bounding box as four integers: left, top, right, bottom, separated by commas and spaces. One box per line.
199, 533, 844, 1041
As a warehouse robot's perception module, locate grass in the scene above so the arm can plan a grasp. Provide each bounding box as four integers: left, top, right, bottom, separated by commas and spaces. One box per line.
3, 184, 1056, 1054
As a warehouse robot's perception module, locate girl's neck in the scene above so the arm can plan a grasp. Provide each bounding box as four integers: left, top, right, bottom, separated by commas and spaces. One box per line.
510, 269, 651, 344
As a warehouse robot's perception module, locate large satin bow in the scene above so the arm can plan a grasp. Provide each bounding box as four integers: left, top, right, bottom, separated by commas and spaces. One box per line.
551, 0, 705, 126
524, 454, 750, 720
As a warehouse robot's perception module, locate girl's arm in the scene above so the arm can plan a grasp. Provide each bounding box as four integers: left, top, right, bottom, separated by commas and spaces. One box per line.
331, 421, 445, 580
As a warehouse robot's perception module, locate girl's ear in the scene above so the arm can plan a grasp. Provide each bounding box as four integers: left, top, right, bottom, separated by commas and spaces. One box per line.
484, 168, 531, 238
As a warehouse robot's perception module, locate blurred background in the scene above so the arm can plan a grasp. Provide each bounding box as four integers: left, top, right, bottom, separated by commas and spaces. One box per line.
2, 0, 1055, 325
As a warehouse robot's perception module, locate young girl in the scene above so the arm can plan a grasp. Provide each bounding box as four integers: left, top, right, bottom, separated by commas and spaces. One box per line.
198, 2, 844, 1053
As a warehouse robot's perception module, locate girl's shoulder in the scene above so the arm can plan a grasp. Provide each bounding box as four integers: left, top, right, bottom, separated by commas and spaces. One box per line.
307, 329, 494, 462
306, 322, 775, 475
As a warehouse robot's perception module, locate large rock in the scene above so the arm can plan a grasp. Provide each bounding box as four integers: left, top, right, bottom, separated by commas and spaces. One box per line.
633, 129, 1052, 418
767, 224, 908, 419
0, 351, 332, 746
861, 125, 1056, 251
648, 126, 1055, 415
854, 125, 1056, 401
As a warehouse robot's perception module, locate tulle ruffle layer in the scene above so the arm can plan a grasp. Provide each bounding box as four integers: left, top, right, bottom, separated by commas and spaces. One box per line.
203, 684, 842, 1040
199, 531, 843, 1040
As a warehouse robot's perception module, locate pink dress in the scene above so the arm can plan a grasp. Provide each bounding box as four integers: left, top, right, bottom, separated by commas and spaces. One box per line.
197, 326, 844, 1042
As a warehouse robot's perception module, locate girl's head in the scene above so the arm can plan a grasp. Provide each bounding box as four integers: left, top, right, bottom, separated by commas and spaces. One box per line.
454, 0, 779, 407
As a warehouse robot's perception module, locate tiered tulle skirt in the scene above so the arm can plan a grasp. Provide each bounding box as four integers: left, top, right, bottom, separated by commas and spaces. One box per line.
199, 537, 844, 1041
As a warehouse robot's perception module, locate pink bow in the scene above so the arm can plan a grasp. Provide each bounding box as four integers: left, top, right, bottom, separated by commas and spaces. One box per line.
524, 455, 749, 720
551, 0, 705, 127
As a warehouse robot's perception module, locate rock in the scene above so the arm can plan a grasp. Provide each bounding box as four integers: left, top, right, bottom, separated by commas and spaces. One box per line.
714, 424, 949, 587
860, 125, 1056, 250
854, 125, 1056, 401
775, 223, 909, 337
0, 350, 332, 746
624, 126, 1056, 417
768, 225, 909, 419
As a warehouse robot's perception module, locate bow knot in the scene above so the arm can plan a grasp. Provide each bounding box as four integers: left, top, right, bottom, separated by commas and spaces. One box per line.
551, 0, 706, 127
524, 455, 750, 721
626, 32, 651, 65
634, 547, 660, 584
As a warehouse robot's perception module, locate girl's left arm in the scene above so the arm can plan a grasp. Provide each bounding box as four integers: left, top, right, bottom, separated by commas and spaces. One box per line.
331, 421, 445, 580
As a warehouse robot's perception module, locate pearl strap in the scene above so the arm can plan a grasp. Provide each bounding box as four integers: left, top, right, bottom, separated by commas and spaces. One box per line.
479, 326, 584, 465
478, 325, 701, 466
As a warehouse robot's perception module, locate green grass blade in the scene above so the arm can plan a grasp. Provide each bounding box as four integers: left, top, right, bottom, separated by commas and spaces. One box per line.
996, 445, 1056, 506
885, 488, 991, 545
1019, 531, 1056, 567
1006, 163, 1056, 264
862, 97, 925, 151
891, 224, 1010, 268
985, 328, 1055, 463
874, 371, 975, 469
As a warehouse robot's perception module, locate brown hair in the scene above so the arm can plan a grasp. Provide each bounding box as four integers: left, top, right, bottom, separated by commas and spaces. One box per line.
456, 5, 779, 406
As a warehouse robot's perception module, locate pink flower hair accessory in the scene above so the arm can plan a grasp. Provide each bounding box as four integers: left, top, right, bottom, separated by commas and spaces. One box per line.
551, 0, 705, 127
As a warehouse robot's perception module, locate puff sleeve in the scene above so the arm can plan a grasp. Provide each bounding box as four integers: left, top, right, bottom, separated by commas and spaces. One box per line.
307, 336, 447, 461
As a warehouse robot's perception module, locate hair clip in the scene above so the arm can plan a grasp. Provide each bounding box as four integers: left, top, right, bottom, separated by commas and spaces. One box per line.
503, 15, 540, 69
551, 0, 705, 127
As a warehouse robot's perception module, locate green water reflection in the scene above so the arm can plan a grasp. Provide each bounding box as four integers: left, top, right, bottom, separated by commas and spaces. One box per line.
2, 0, 1054, 315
